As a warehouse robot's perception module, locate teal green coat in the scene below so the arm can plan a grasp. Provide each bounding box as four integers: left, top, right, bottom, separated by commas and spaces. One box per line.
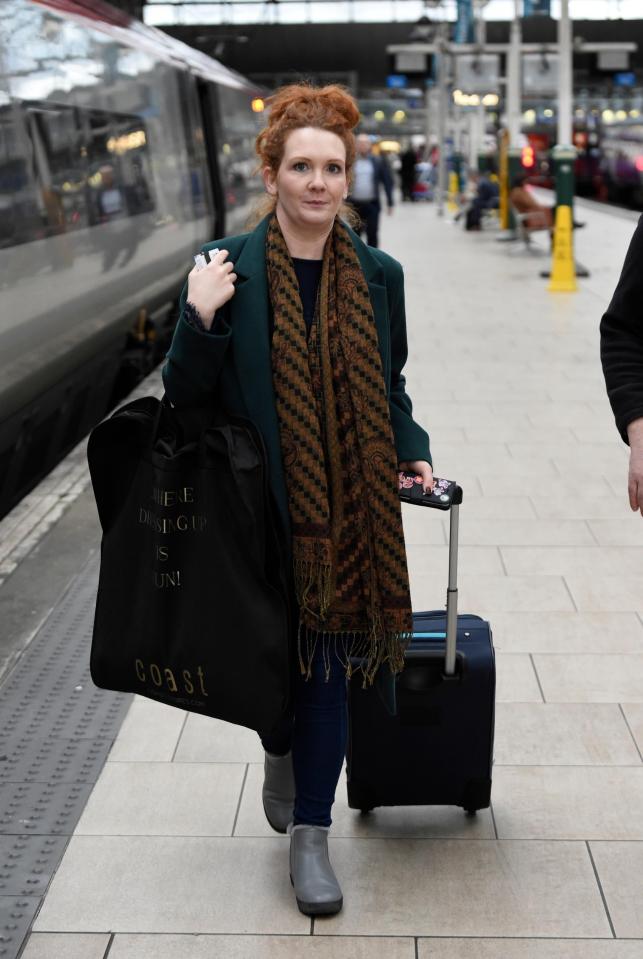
162, 215, 431, 553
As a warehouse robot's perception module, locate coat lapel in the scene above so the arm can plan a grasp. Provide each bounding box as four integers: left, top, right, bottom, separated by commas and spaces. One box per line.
346, 225, 390, 385
229, 216, 277, 437
228, 217, 292, 536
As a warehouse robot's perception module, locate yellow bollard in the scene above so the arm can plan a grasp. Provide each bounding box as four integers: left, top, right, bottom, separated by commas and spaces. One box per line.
499, 129, 510, 231
447, 171, 460, 213
548, 204, 577, 292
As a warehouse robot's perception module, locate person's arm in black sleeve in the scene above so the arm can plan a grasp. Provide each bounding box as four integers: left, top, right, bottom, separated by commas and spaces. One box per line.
600, 215, 643, 444
600, 215, 643, 516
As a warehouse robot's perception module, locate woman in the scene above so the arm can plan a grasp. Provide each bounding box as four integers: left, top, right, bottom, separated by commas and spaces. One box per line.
162, 84, 433, 917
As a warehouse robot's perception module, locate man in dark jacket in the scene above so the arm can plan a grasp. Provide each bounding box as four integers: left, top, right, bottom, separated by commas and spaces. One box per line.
600, 216, 643, 516
399, 146, 417, 202
465, 172, 500, 230
348, 134, 394, 248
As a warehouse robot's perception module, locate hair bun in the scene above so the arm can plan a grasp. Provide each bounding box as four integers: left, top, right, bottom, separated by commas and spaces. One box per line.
313, 86, 361, 130
266, 84, 360, 133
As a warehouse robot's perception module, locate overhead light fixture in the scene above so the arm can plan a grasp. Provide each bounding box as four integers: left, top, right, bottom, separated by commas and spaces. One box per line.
409, 0, 442, 42
409, 18, 434, 43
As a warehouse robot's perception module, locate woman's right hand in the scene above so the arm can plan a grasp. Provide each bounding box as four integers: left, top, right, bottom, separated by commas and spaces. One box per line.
186, 249, 237, 330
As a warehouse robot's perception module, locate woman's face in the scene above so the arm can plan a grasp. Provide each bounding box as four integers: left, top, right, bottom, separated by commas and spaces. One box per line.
263, 126, 349, 231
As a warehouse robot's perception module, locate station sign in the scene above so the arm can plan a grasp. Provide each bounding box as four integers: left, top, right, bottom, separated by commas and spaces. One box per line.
455, 0, 474, 44
395, 51, 427, 73
455, 54, 501, 95
613, 72, 636, 87
598, 50, 629, 71
522, 54, 559, 95
523, 0, 551, 14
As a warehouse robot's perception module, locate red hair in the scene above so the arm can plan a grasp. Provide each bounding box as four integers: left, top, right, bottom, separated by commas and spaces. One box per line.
250, 83, 360, 225
256, 83, 360, 176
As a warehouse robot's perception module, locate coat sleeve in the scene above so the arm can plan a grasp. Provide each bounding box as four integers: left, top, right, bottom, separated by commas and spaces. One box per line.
600, 215, 643, 445
162, 264, 232, 409
387, 261, 432, 467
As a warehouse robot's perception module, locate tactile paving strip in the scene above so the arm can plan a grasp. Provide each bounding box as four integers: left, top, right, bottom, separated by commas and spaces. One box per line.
0, 898, 40, 959
0, 837, 68, 896
0, 784, 95, 837
0, 553, 132, 958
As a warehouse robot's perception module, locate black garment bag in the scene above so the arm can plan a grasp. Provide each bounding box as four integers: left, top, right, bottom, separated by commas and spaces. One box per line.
87, 396, 292, 737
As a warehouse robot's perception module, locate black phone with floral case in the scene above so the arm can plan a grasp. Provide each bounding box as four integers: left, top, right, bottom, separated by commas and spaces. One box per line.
397, 471, 458, 511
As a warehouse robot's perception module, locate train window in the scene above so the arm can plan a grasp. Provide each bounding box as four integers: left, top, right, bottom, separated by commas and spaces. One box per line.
0, 102, 46, 248
25, 103, 91, 235
215, 86, 265, 232
82, 108, 155, 223
176, 72, 213, 221
0, 100, 156, 249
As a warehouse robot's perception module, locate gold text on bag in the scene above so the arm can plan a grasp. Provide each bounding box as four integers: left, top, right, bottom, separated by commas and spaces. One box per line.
134, 659, 208, 696
138, 507, 207, 534
154, 570, 181, 589
152, 485, 195, 507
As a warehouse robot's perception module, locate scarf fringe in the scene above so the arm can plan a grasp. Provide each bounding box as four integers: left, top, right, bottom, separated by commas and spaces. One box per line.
293, 558, 333, 621
297, 622, 412, 686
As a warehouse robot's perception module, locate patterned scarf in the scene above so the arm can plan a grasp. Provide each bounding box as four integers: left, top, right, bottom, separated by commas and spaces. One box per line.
267, 215, 413, 685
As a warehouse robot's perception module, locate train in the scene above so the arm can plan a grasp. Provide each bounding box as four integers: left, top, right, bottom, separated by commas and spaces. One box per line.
0, 0, 266, 518
598, 117, 643, 209
520, 117, 643, 209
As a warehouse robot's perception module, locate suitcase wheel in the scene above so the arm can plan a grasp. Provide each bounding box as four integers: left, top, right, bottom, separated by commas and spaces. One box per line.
465, 808, 478, 817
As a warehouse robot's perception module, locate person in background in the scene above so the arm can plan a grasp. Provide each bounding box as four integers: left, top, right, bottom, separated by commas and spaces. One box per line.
400, 145, 417, 202
96, 165, 125, 221
509, 173, 553, 230
464, 170, 500, 231
347, 133, 394, 247
509, 173, 585, 233
600, 217, 643, 517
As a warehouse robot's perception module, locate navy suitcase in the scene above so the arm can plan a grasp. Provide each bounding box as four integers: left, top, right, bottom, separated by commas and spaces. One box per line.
346, 485, 495, 815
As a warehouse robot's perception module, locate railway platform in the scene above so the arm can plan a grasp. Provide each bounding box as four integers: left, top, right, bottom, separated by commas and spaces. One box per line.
1, 199, 642, 959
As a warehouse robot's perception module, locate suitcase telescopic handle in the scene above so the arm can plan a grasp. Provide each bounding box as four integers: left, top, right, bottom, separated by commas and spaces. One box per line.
444, 489, 462, 676
411, 484, 462, 676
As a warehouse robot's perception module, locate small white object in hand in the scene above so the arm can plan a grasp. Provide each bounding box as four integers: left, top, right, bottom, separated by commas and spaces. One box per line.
208, 248, 220, 261
193, 253, 208, 271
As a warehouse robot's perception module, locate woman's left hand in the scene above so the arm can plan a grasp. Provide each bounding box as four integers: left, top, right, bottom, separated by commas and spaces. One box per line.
399, 460, 434, 493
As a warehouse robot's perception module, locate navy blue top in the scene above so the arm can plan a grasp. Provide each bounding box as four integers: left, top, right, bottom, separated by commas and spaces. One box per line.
292, 257, 323, 334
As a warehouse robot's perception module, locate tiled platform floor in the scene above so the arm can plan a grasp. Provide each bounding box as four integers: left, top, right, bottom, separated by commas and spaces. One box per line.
23, 201, 643, 956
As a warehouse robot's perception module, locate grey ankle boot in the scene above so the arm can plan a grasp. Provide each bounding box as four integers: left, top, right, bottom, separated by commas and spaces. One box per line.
288, 824, 343, 916
262, 750, 295, 834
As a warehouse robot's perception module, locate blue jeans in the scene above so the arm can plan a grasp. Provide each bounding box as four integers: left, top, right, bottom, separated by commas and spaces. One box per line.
260, 639, 348, 828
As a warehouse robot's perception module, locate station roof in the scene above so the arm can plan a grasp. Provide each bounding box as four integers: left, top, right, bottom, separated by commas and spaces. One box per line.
160, 17, 643, 90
